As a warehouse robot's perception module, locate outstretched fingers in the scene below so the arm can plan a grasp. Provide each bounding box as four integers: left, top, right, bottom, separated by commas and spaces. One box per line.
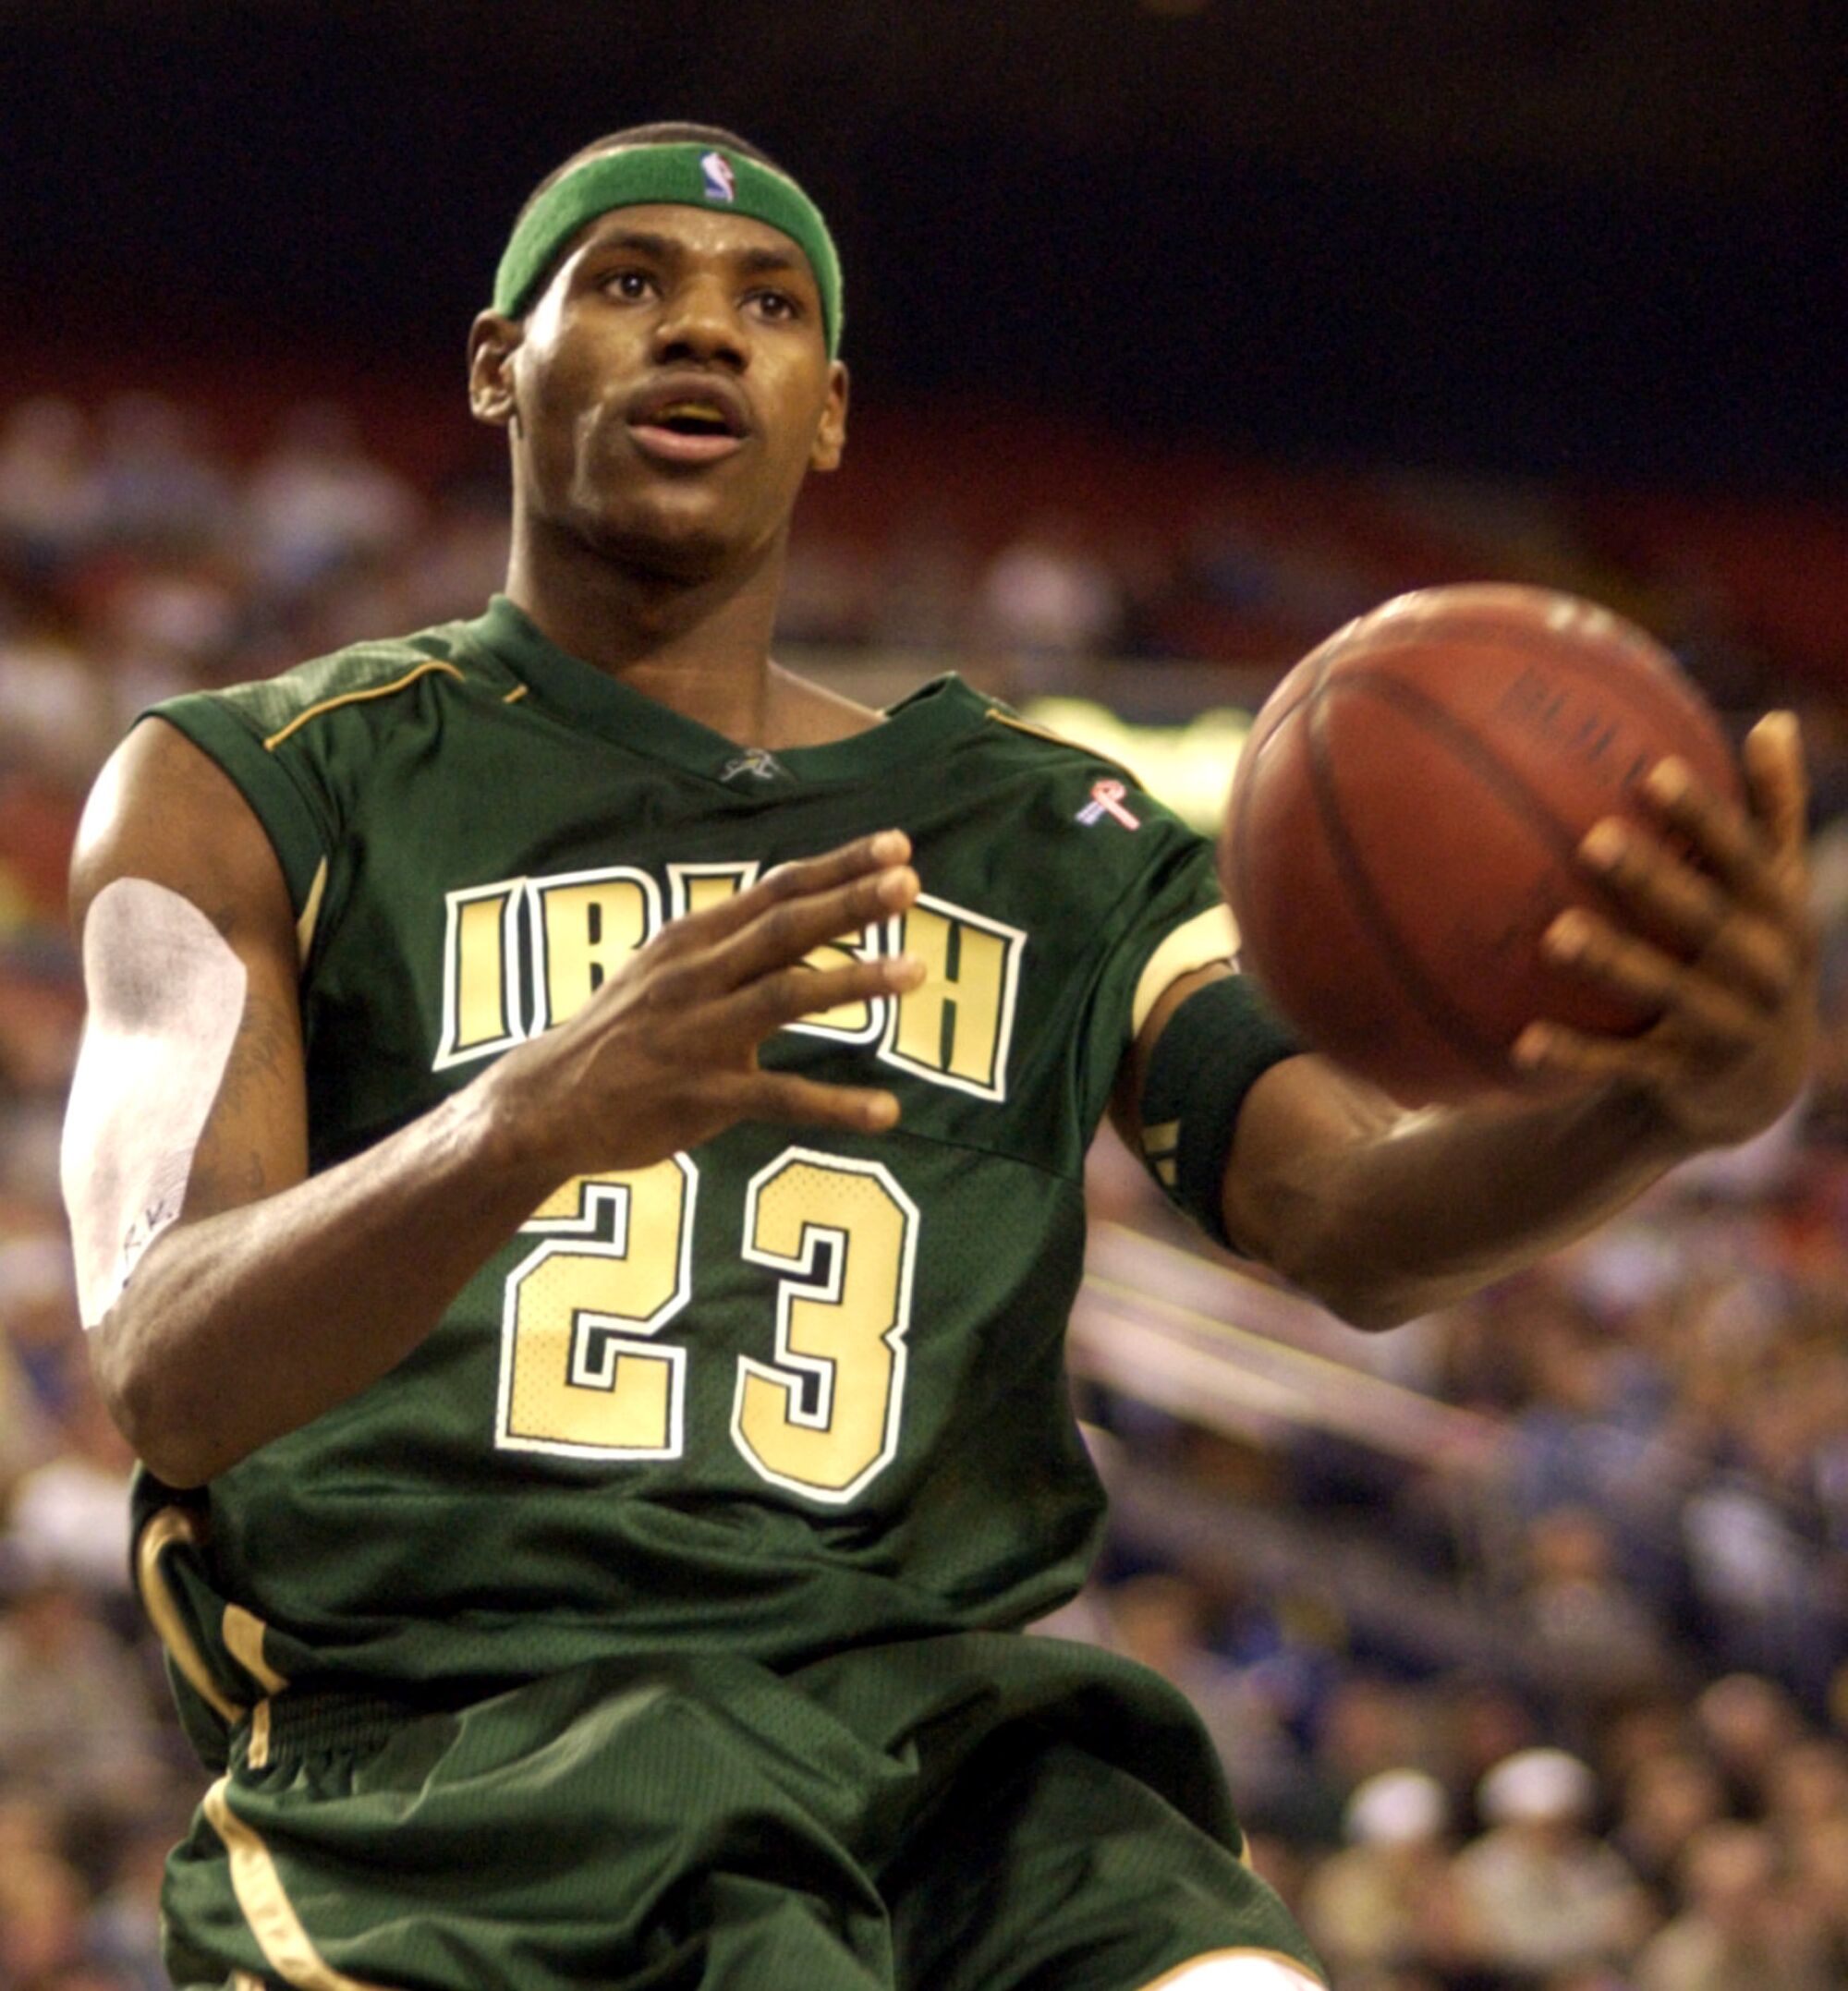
1574, 820, 1797, 1010
1568, 720, 1812, 1012
666, 831, 912, 947
1535, 911, 1763, 1047
722, 950, 928, 1038
1512, 1016, 1680, 1091
1631, 724, 1807, 926
718, 1068, 905, 1135
702, 852, 921, 991
1514, 712, 1818, 1142
1743, 710, 1809, 864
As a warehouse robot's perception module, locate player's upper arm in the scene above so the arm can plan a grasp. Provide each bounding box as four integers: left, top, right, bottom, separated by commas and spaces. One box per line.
62, 717, 309, 1329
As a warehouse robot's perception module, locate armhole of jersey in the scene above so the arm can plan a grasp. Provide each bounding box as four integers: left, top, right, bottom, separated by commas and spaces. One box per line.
141, 702, 331, 920
1130, 904, 1240, 1038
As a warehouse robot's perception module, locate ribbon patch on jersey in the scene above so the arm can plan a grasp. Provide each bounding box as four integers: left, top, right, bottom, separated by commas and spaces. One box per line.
1076, 778, 1140, 829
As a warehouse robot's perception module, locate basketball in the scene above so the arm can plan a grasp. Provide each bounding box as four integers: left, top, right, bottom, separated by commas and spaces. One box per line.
1222, 583, 1743, 1104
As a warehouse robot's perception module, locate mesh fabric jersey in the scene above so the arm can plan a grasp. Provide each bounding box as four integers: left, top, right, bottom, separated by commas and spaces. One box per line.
136, 596, 1234, 1757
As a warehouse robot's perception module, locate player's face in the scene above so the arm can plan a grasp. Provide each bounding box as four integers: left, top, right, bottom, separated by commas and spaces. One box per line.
480, 202, 847, 577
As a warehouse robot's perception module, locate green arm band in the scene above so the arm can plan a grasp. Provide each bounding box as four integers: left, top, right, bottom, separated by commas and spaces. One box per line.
1138, 974, 1304, 1250
495, 143, 843, 357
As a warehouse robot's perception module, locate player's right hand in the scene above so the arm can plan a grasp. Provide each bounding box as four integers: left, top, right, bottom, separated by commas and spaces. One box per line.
481, 830, 924, 1176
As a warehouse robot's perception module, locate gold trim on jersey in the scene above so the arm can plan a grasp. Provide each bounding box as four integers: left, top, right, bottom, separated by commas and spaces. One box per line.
203, 1779, 397, 1991
983, 707, 1142, 787
1136, 1948, 1329, 1990
137, 1508, 243, 1723
295, 858, 328, 966
502, 683, 529, 703
261, 661, 465, 750
1130, 905, 1239, 1038
224, 1602, 290, 1696
249, 1698, 274, 1770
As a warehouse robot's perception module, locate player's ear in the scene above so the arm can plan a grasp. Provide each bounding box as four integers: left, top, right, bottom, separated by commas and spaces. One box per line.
809, 360, 849, 473
468, 312, 524, 429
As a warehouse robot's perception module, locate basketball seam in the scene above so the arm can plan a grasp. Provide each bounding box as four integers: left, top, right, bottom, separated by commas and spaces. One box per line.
1341, 668, 1648, 899
1305, 682, 1529, 1087
1230, 650, 1329, 972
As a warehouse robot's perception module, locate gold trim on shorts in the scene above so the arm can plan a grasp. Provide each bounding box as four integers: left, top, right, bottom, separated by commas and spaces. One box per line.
203, 1778, 397, 1991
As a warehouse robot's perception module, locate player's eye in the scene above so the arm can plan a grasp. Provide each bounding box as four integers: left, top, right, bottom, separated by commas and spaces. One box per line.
748, 289, 801, 323
600, 269, 656, 301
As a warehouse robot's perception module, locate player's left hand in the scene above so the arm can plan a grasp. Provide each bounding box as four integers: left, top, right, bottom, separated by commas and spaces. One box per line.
1512, 710, 1818, 1153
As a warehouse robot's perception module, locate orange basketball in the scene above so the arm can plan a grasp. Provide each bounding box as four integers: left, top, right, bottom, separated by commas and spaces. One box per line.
1222, 584, 1742, 1104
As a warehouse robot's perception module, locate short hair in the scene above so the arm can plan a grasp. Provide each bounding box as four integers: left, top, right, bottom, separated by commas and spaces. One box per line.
513, 123, 787, 234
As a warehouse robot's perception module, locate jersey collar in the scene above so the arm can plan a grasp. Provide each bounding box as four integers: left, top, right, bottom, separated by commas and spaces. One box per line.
465, 596, 984, 786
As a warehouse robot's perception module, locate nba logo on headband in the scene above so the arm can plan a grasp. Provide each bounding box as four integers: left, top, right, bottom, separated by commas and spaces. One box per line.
699, 152, 737, 203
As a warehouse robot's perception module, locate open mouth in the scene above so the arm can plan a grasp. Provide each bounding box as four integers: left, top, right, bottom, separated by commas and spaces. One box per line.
648, 401, 739, 438
626, 391, 749, 465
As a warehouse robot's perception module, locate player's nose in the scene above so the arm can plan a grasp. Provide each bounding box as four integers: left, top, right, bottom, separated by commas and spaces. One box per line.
651, 276, 748, 370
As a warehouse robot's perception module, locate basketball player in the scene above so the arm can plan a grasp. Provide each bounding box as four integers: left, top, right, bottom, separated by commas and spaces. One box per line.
60, 124, 1814, 1989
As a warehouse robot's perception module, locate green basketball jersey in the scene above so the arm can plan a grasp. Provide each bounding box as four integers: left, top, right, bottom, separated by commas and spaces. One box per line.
135, 596, 1235, 1753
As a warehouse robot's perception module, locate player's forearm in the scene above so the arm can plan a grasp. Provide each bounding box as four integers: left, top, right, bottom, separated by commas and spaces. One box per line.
1233, 1069, 1689, 1330
91, 1078, 560, 1487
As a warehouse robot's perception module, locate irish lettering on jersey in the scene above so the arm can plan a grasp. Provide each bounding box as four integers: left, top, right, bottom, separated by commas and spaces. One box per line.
434, 859, 1027, 1103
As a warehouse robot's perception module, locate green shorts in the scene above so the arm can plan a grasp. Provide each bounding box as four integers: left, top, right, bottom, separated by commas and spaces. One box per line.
164, 1632, 1326, 1990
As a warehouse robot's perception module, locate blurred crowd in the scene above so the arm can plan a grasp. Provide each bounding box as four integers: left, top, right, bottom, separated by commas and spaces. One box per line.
2, 389, 1846, 1990
1061, 1130, 1848, 1987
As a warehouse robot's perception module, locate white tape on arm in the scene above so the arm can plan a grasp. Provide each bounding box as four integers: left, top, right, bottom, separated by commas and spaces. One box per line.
60, 878, 249, 1329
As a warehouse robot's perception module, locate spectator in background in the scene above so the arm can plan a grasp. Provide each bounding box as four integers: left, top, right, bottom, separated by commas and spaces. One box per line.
0, 1572, 167, 1827
0, 398, 103, 581
92, 395, 230, 554
88, 558, 242, 720
1611, 1751, 1729, 1903
1683, 1392, 1847, 1705
1518, 1502, 1678, 1706
1427, 1679, 1540, 1834
1784, 1810, 1848, 1973
0, 616, 115, 794
244, 401, 420, 599
1633, 1820, 1833, 1991
0, 1837, 91, 1988
0, 1311, 50, 1501
975, 510, 1124, 690
1693, 1672, 1804, 1815
1300, 1768, 1466, 1979
1451, 1747, 1655, 1978
1764, 1735, 1848, 1847
5, 1365, 135, 1603
0, 1236, 83, 1420
86, 1823, 176, 1991
1307, 1677, 1432, 1817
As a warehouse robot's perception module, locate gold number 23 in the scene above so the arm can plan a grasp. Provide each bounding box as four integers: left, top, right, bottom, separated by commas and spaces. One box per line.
495, 1147, 918, 1504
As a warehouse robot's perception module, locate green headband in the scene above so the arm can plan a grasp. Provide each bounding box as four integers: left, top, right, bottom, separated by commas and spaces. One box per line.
494, 143, 844, 357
